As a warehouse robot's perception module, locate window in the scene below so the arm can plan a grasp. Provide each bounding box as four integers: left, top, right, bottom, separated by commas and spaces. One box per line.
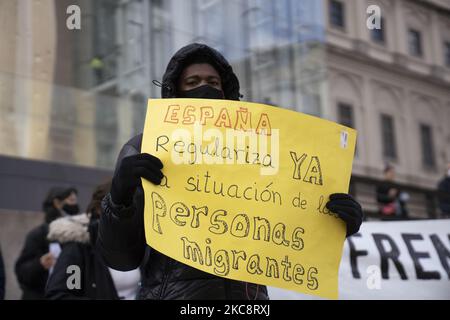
445, 42, 450, 67
303, 94, 321, 117
371, 17, 385, 44
420, 124, 436, 169
150, 0, 171, 83
125, 0, 145, 70
380, 114, 397, 160
408, 29, 423, 57
248, 0, 275, 51
199, 0, 224, 46
338, 103, 357, 156
273, 0, 292, 44
96, 93, 119, 168
132, 93, 147, 137
337, 103, 355, 128
329, 0, 345, 28
93, 0, 119, 83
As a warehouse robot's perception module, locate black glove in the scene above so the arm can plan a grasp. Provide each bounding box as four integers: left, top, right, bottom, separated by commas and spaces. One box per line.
110, 153, 163, 206
326, 193, 363, 237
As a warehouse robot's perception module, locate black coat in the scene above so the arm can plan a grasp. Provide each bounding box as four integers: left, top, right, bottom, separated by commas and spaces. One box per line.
45, 214, 120, 300
438, 176, 450, 215
98, 43, 269, 300
15, 223, 50, 300
0, 247, 5, 300
14, 205, 67, 300
376, 181, 408, 220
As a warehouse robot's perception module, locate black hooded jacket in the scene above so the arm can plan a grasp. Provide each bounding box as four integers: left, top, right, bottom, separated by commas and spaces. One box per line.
15, 188, 77, 299
14, 223, 50, 300
45, 214, 121, 300
98, 43, 269, 300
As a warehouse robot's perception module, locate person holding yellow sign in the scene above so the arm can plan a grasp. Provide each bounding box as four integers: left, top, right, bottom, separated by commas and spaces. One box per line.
97, 43, 363, 300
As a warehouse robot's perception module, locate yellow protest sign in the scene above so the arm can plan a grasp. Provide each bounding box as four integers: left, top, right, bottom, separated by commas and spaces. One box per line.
141, 98, 357, 299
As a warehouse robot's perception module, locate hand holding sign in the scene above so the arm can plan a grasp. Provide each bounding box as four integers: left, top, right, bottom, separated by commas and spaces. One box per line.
326, 193, 363, 237
111, 153, 164, 206
141, 98, 357, 299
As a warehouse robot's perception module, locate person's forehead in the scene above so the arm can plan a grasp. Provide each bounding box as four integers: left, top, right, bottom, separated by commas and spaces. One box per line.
181, 63, 220, 78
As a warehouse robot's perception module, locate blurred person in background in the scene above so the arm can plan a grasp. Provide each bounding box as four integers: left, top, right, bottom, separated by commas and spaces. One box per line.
437, 162, 450, 218
46, 180, 141, 300
0, 245, 5, 300
97, 43, 363, 300
90, 55, 105, 85
15, 187, 79, 299
376, 165, 409, 220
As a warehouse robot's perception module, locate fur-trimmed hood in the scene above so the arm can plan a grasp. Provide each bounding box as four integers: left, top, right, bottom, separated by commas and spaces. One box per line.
47, 213, 91, 244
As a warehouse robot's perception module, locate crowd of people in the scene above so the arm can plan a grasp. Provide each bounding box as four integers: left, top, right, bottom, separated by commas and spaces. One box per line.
2, 161, 445, 300
0, 43, 448, 300
9, 182, 143, 300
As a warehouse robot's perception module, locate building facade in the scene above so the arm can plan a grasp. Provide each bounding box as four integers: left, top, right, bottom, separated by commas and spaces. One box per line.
325, 0, 450, 218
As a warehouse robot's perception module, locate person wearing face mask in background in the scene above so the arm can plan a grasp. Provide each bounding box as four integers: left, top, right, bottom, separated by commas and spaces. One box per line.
98, 43, 363, 300
15, 187, 79, 299
437, 162, 450, 218
45, 180, 142, 300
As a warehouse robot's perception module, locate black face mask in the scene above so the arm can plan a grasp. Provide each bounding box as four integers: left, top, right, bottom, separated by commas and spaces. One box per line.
63, 204, 80, 215
178, 85, 225, 99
